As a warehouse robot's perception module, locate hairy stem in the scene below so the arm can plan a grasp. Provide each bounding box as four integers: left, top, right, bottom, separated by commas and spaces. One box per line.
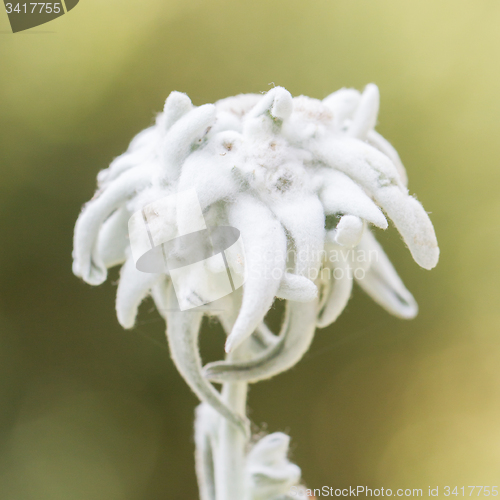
213, 346, 249, 500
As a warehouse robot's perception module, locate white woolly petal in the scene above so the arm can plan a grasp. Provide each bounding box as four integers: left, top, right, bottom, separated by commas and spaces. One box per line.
214, 93, 261, 118
314, 136, 403, 190
271, 194, 325, 279
323, 88, 361, 132
115, 257, 162, 329
271, 89, 293, 121
150, 276, 170, 320
97, 125, 161, 188
177, 131, 243, 222
376, 187, 439, 270
355, 231, 418, 319
158, 281, 249, 436
97, 150, 157, 189
347, 83, 380, 140
225, 194, 287, 353
204, 299, 318, 383
281, 96, 334, 143
248, 432, 292, 465
208, 111, 243, 135
319, 168, 388, 229
245, 432, 301, 500
162, 104, 217, 178
317, 243, 353, 328
276, 273, 318, 302
208, 291, 274, 358
96, 206, 130, 269
158, 91, 193, 132
128, 125, 158, 152
243, 87, 293, 140
314, 137, 439, 269
334, 215, 365, 248
72, 164, 156, 285
246, 86, 293, 121
367, 129, 408, 187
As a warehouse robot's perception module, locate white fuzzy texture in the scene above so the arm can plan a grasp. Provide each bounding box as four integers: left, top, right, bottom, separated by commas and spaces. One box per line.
73, 83, 439, 390
176, 131, 242, 216
159, 90, 193, 132
72, 87, 439, 498
318, 168, 387, 229
334, 215, 365, 248
115, 256, 162, 328
204, 298, 319, 383
316, 243, 354, 329
73, 84, 439, 376
323, 88, 360, 131
73, 84, 439, 500
194, 403, 218, 500
97, 129, 160, 188
367, 130, 408, 187
245, 432, 301, 500
96, 206, 130, 268
355, 231, 418, 319
73, 164, 157, 285
276, 273, 318, 302
346, 83, 380, 140
163, 104, 217, 180
270, 193, 325, 278
313, 137, 439, 269
225, 194, 287, 353
160, 280, 249, 436
246, 86, 293, 122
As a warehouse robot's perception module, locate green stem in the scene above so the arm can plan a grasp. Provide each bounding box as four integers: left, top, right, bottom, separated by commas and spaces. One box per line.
214, 347, 249, 500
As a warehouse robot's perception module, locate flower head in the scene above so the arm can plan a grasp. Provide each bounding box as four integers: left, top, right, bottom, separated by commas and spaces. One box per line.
72, 85, 439, 430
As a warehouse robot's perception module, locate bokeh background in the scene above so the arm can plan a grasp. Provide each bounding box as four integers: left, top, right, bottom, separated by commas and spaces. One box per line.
1, 0, 500, 498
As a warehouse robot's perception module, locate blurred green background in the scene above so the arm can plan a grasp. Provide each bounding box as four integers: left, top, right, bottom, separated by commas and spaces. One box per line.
1, 0, 500, 498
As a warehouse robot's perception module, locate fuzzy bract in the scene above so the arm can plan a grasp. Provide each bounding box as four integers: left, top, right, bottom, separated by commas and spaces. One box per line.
73, 84, 439, 440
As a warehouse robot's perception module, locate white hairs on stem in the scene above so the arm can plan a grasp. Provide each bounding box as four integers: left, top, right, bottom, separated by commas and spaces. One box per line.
160, 281, 250, 436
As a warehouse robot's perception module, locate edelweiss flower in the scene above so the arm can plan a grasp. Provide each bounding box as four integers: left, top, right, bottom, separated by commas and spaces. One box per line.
72, 84, 439, 434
